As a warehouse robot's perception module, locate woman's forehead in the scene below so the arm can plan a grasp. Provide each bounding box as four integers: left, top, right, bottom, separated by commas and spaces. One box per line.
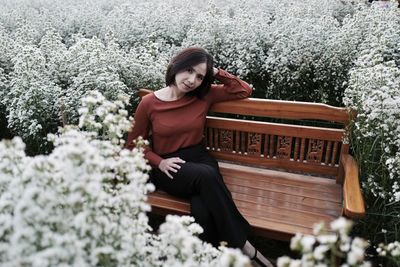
191, 62, 207, 76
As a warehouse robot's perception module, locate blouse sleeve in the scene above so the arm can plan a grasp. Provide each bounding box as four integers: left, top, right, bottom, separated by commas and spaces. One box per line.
204, 69, 253, 104
125, 96, 163, 167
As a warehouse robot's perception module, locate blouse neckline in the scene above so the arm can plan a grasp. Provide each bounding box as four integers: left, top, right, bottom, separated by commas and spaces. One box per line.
152, 92, 191, 103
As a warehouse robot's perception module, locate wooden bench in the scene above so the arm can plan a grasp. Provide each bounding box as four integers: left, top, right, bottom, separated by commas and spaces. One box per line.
139, 89, 365, 241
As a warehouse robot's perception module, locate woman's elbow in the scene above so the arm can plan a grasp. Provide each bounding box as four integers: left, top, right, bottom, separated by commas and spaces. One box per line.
242, 82, 253, 98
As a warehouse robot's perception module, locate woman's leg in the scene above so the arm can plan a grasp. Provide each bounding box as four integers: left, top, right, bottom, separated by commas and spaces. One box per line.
152, 161, 250, 248
190, 195, 219, 247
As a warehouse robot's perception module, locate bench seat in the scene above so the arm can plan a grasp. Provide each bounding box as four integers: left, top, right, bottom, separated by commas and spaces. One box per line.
148, 161, 342, 241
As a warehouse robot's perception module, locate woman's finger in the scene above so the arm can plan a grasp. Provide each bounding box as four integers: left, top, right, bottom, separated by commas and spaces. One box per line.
169, 167, 178, 173
164, 170, 173, 179
172, 157, 185, 163
170, 163, 181, 170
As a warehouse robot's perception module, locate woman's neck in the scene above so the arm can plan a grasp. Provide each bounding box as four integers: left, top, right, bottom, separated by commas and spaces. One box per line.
155, 86, 185, 101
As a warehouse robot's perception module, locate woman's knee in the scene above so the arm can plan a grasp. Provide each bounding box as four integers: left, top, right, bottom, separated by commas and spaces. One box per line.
193, 172, 218, 190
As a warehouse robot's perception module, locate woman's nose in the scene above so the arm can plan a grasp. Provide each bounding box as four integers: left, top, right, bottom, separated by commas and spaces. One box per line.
188, 74, 195, 84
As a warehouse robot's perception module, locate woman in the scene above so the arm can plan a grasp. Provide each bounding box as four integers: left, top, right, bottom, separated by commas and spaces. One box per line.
127, 47, 273, 267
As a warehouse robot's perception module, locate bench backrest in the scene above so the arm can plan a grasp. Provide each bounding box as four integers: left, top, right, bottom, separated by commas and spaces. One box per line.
138, 89, 354, 181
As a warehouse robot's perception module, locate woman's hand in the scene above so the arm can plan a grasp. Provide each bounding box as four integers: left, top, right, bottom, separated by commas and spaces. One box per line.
213, 67, 219, 76
158, 157, 186, 179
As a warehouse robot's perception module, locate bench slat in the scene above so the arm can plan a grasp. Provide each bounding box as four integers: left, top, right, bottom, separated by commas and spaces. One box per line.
207, 117, 345, 141
210, 98, 351, 124
219, 162, 341, 194
226, 184, 341, 213
211, 151, 339, 176
230, 191, 341, 217
235, 200, 335, 230
224, 176, 341, 203
244, 215, 315, 238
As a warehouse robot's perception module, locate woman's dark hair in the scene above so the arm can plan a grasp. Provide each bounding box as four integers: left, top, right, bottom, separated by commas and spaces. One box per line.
165, 47, 214, 98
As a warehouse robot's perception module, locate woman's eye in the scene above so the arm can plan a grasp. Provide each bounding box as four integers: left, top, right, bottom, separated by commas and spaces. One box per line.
187, 68, 193, 73
197, 75, 204, 81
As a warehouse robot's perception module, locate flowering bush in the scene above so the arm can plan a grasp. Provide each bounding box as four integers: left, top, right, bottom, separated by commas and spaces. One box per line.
2, 43, 62, 153
0, 91, 249, 267
1, 0, 392, 151
0, 25, 166, 153
277, 217, 371, 267
342, 1, 400, 245
0, 0, 400, 263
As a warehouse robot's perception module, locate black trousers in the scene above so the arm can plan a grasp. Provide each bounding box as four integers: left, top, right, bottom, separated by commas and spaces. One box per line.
151, 143, 250, 248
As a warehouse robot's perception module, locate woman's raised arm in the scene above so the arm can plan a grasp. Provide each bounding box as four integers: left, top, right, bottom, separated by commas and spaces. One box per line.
205, 69, 253, 103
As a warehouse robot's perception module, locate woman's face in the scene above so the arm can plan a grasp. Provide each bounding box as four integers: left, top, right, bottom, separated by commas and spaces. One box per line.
174, 62, 207, 94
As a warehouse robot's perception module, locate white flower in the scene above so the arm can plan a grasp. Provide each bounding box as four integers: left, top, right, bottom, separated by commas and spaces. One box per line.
290, 233, 303, 251
313, 222, 325, 235
317, 234, 338, 244
313, 245, 329, 260
277, 256, 291, 267
300, 235, 316, 253
347, 238, 368, 265
289, 259, 302, 267
330, 217, 353, 236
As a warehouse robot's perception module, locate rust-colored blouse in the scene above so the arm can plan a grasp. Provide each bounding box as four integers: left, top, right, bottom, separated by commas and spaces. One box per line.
126, 69, 252, 167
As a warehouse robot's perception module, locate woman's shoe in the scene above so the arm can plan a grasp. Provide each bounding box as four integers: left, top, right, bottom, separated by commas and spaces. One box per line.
250, 249, 275, 267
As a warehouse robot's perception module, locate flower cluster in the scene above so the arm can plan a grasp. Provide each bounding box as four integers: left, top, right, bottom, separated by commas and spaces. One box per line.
149, 215, 249, 267
277, 217, 371, 267
0, 91, 153, 266
0, 91, 249, 267
78, 90, 132, 145
377, 241, 400, 265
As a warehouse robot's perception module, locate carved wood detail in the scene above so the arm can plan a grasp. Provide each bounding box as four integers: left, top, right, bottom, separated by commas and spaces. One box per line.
276, 136, 292, 159
248, 133, 262, 156
307, 139, 324, 163
219, 130, 233, 152
206, 126, 343, 169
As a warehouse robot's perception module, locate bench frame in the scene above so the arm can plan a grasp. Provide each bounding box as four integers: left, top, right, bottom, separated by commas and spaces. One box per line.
138, 89, 365, 241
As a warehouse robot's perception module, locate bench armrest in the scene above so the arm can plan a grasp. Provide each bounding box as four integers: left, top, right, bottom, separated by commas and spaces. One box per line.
340, 154, 365, 219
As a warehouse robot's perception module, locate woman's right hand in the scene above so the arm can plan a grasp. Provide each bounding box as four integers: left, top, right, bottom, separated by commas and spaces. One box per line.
158, 157, 186, 179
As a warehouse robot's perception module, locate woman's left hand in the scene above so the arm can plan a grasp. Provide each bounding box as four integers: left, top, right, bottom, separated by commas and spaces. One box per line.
158, 157, 186, 179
